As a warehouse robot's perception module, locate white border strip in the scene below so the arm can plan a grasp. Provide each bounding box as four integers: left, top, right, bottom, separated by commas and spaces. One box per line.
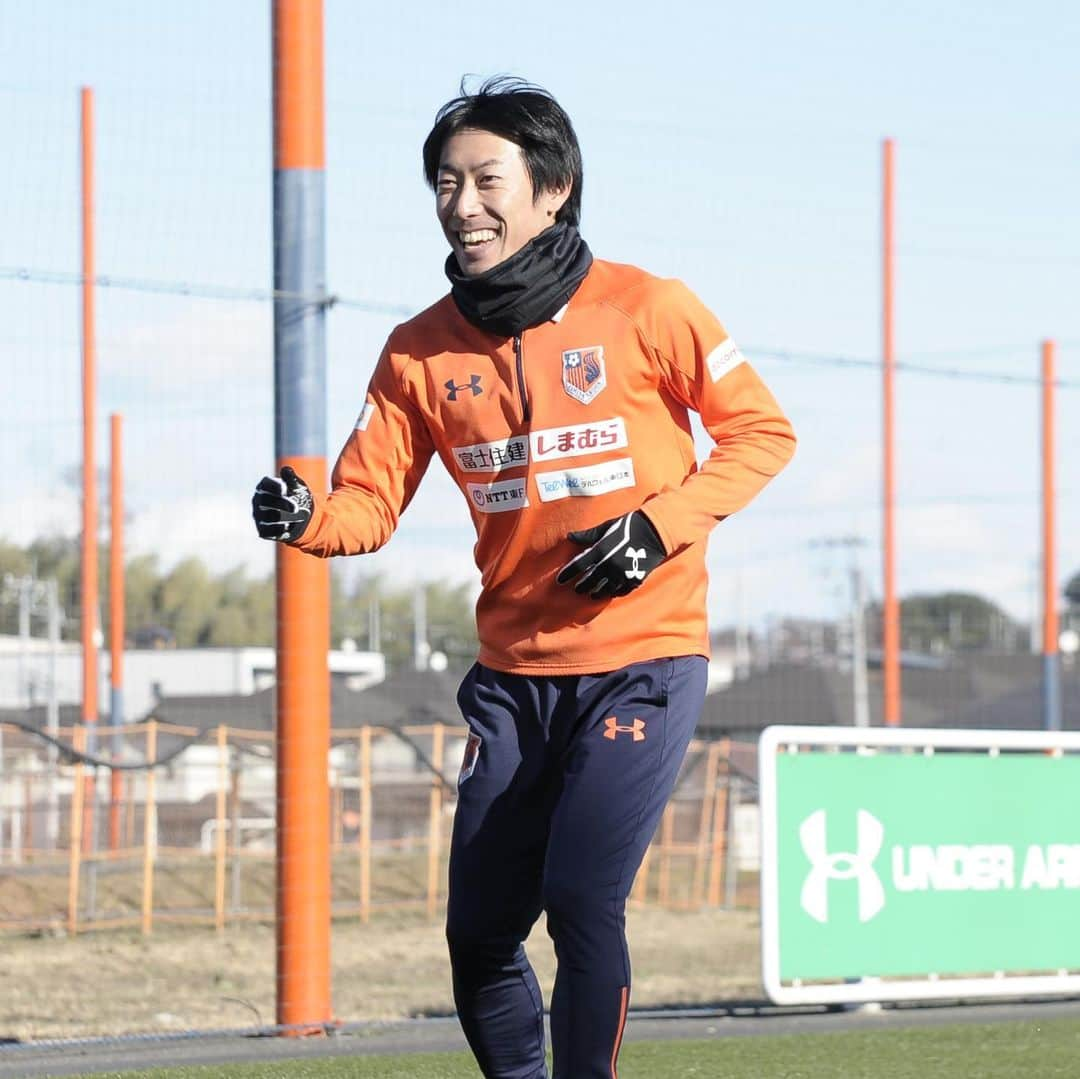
759, 725, 1080, 1006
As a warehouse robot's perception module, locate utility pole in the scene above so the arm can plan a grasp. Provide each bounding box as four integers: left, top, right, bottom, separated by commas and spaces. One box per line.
734, 570, 750, 679
18, 577, 32, 705
811, 537, 870, 727
413, 582, 429, 671
2, 574, 65, 857
368, 578, 381, 654
850, 563, 870, 727
45, 580, 62, 851
2, 575, 32, 861
1041, 339, 1060, 731
881, 137, 901, 726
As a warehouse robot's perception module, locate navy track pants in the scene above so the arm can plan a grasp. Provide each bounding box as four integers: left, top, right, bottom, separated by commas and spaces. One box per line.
446, 656, 707, 1079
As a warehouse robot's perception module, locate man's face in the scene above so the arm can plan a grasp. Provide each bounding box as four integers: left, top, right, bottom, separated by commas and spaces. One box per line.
436, 129, 569, 277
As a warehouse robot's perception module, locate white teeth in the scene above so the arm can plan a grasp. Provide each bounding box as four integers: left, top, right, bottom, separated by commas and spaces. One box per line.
460, 229, 497, 244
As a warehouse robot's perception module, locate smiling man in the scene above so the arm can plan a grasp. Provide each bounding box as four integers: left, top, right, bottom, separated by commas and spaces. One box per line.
253, 76, 795, 1079
436, 128, 568, 275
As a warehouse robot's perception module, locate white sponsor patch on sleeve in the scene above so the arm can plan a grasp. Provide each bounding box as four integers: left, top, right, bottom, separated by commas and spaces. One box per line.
452, 435, 529, 472
535, 457, 636, 503
705, 339, 746, 382
354, 402, 375, 431
529, 418, 628, 462
466, 477, 530, 513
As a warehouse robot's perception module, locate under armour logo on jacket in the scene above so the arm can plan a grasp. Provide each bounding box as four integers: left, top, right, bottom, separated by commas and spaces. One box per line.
799, 809, 886, 924
446, 375, 482, 401
603, 717, 646, 742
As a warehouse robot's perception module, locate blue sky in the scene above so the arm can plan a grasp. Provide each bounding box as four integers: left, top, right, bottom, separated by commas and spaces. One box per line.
1, 0, 1077, 633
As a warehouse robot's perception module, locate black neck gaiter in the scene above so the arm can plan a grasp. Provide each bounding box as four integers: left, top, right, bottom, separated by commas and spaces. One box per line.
445, 221, 593, 338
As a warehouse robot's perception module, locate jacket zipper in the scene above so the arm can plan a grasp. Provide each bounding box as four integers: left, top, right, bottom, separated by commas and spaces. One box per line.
513, 334, 531, 423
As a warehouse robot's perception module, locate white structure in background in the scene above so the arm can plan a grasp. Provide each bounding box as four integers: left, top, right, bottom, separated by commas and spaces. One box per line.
0, 639, 387, 856
706, 645, 737, 693
0, 639, 385, 718
733, 802, 761, 871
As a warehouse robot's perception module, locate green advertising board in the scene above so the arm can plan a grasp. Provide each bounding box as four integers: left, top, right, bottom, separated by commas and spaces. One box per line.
759, 726, 1080, 1005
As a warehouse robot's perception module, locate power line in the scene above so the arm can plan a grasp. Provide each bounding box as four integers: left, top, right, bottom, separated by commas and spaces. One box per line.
3, 265, 1076, 388
899, 247, 1080, 267
897, 343, 1063, 360
747, 490, 1075, 521
752, 347, 1080, 388
0, 266, 414, 317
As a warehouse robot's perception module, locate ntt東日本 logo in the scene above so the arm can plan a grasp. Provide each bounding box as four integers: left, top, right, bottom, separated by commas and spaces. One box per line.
799, 809, 885, 924
561, 347, 606, 404
466, 478, 529, 514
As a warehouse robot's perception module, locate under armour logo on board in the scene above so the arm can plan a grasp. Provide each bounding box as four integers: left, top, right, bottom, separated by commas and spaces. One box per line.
799, 809, 886, 924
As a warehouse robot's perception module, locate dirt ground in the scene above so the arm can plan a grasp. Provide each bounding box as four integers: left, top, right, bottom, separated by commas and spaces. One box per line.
0, 907, 763, 1042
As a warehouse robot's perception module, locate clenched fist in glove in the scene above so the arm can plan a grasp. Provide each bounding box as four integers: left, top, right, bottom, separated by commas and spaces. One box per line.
252, 466, 313, 543
556, 510, 667, 598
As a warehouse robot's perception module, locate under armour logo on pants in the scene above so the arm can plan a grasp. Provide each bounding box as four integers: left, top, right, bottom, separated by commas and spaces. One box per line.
603, 717, 646, 742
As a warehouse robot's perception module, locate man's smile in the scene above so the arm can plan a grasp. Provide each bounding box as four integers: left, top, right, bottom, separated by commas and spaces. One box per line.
459, 228, 498, 248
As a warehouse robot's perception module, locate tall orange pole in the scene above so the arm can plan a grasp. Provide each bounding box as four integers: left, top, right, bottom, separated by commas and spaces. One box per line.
80, 86, 100, 846
882, 137, 901, 726
109, 414, 125, 850
273, 0, 331, 1031
1041, 340, 1061, 730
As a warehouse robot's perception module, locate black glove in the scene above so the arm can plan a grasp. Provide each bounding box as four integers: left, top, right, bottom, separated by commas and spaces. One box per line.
556, 510, 667, 598
252, 466, 313, 543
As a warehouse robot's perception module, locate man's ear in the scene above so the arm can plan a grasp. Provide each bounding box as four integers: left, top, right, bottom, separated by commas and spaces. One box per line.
541, 182, 571, 217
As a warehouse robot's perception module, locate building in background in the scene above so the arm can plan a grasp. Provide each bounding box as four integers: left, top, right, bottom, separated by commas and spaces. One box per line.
0, 636, 384, 719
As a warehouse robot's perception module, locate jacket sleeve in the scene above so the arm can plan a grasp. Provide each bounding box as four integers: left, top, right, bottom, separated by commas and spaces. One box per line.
633, 280, 796, 555
292, 343, 436, 557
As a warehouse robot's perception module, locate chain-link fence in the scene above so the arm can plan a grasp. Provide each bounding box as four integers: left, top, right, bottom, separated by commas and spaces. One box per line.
0, 722, 757, 934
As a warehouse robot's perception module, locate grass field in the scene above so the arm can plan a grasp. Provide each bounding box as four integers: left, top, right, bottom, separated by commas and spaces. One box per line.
75, 1017, 1080, 1078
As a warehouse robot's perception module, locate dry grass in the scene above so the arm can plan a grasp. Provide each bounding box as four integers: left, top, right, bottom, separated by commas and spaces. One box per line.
0, 906, 762, 1041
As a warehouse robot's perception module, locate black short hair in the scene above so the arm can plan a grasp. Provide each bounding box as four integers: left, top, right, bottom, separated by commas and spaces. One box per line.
423, 76, 583, 227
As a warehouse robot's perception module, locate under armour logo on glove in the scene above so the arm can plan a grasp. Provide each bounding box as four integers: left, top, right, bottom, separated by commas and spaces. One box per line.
556, 511, 667, 598
252, 466, 313, 543
624, 547, 647, 580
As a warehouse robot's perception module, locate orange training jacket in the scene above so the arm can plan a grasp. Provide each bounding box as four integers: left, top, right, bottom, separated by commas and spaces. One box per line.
294, 259, 796, 675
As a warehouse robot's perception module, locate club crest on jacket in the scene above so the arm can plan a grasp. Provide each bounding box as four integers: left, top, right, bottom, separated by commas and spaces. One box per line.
561, 346, 606, 404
